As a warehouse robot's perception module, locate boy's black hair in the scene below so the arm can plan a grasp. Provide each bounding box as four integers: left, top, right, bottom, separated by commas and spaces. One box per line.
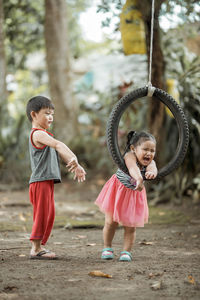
125, 131, 156, 153
26, 96, 55, 122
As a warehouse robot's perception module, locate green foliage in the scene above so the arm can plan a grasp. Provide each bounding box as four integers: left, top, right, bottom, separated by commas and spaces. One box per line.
163, 26, 200, 172
163, 0, 200, 21
67, 0, 92, 58
71, 76, 150, 177
148, 25, 200, 204
1, 0, 199, 193
96, 0, 200, 45
71, 90, 118, 178
97, 0, 124, 36
3, 0, 44, 70
0, 0, 92, 184
3, 0, 91, 70
0, 69, 48, 184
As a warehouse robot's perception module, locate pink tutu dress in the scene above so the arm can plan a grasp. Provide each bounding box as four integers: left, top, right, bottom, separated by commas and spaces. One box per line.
95, 169, 149, 227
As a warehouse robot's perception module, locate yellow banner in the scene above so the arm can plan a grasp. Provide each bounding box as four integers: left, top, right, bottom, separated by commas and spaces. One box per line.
120, 0, 146, 55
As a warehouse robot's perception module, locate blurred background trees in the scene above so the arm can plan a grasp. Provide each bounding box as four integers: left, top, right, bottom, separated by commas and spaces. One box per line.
0, 0, 199, 204
45, 0, 78, 140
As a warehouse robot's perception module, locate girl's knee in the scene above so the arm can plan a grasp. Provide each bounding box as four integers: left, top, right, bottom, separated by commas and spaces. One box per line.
124, 226, 136, 233
105, 214, 118, 228
105, 219, 118, 229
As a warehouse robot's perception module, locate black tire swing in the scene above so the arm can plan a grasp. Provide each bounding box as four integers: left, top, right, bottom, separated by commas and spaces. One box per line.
106, 0, 189, 181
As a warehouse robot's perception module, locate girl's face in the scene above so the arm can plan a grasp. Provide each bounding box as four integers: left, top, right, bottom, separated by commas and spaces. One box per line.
31, 108, 54, 130
131, 140, 156, 166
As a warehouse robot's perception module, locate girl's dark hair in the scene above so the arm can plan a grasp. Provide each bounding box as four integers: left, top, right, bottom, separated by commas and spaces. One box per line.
26, 95, 55, 122
124, 130, 156, 153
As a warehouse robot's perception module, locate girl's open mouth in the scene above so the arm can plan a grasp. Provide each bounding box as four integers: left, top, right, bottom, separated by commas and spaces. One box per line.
143, 157, 151, 163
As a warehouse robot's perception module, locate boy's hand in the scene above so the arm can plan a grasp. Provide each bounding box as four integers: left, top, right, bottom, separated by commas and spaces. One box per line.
73, 165, 86, 182
145, 171, 157, 180
66, 157, 78, 172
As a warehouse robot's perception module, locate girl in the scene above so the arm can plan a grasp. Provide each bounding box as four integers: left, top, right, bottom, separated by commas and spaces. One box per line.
95, 131, 157, 262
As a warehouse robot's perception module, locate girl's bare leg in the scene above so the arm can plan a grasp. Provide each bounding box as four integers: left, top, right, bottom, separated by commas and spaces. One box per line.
123, 227, 136, 252
103, 214, 118, 248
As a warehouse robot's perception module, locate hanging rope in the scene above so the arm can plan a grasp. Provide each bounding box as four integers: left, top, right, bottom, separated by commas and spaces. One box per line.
147, 0, 156, 97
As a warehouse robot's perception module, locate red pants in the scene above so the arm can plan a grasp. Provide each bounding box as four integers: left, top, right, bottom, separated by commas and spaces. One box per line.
29, 180, 55, 245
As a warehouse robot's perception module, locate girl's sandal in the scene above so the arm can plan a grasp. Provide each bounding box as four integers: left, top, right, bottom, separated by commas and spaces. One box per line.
119, 251, 132, 262
101, 248, 114, 260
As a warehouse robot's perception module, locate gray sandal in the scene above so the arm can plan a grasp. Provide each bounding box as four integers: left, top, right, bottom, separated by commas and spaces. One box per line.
30, 250, 57, 260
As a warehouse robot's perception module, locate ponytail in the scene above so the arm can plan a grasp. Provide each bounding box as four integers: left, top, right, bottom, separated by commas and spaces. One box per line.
127, 131, 137, 147
123, 131, 137, 154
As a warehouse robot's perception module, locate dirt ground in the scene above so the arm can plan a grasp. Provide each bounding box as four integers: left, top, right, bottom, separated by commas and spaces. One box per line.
0, 179, 200, 300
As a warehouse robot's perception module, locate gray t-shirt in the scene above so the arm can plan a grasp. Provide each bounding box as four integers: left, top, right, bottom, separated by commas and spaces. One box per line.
29, 129, 61, 184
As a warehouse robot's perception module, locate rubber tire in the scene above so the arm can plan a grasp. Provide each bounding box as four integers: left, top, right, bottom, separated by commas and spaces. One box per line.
106, 86, 189, 180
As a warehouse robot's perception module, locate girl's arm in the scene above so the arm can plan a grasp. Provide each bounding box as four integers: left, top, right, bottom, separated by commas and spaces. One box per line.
124, 152, 144, 191
32, 130, 86, 180
145, 160, 158, 179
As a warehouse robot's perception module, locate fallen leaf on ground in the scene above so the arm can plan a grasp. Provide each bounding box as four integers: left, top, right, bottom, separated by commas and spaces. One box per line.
68, 279, 81, 282
64, 223, 72, 229
0, 211, 6, 216
150, 280, 162, 290
139, 240, 154, 245
77, 235, 87, 239
188, 275, 195, 285
127, 275, 134, 280
192, 235, 198, 238
190, 219, 200, 224
149, 272, 164, 278
72, 235, 87, 240
89, 270, 112, 278
19, 213, 26, 222
158, 211, 165, 216
3, 286, 18, 292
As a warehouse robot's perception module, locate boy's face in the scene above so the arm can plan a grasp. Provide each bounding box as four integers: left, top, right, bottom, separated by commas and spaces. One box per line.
31, 108, 54, 130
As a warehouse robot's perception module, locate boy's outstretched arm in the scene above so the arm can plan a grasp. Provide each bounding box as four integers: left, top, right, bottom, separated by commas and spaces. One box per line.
145, 160, 157, 179
32, 130, 86, 180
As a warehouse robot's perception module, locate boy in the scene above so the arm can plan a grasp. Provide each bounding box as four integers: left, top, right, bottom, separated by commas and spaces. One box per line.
26, 95, 86, 259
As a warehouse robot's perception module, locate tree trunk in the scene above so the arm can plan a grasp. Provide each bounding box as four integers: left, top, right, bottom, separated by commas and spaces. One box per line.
44, 0, 78, 142
138, 0, 166, 166
0, 0, 7, 109
0, 0, 8, 156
